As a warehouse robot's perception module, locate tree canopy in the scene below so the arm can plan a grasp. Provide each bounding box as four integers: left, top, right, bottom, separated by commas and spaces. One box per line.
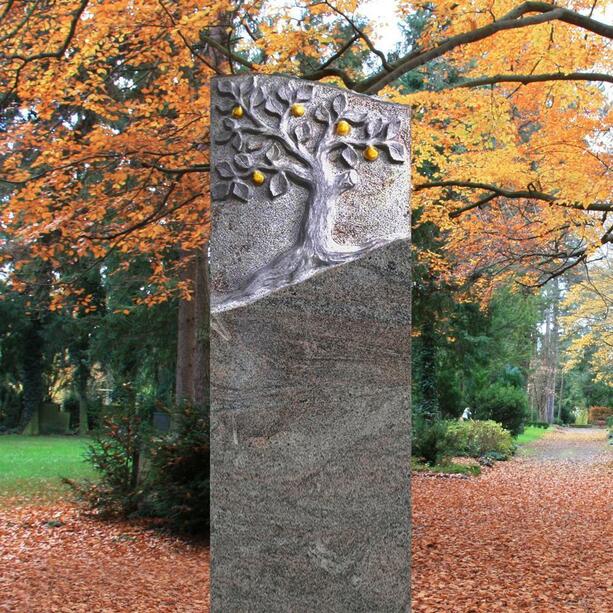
0, 0, 611, 307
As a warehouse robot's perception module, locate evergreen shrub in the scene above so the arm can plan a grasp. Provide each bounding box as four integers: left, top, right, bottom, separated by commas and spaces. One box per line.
145, 405, 210, 534
475, 383, 528, 436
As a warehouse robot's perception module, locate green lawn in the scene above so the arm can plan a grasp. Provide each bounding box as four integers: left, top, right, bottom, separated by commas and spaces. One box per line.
0, 435, 96, 504
515, 425, 550, 445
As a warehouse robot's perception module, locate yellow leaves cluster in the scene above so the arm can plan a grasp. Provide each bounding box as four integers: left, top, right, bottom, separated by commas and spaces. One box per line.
561, 260, 613, 385
1, 0, 610, 308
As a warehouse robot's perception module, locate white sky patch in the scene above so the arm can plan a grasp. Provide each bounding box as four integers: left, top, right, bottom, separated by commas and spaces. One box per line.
357, 0, 403, 53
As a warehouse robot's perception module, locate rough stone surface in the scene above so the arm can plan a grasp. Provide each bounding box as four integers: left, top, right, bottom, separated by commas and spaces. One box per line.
209, 74, 410, 312
209, 75, 411, 612
210, 241, 411, 612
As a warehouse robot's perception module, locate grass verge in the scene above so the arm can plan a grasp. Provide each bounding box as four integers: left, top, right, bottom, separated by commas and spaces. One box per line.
412, 458, 481, 476
515, 425, 551, 445
0, 435, 96, 505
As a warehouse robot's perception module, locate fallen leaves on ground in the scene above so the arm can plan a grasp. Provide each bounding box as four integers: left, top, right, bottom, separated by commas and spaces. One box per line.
1, 428, 610, 612
0, 504, 209, 613
412, 428, 612, 612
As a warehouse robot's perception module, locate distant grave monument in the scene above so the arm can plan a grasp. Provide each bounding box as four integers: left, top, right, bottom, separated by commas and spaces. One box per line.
209, 74, 412, 611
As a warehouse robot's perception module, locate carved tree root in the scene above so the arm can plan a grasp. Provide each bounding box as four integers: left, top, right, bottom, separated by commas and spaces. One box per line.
212, 237, 391, 312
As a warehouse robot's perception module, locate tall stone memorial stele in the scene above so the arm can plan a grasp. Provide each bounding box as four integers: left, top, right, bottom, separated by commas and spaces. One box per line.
209, 74, 412, 612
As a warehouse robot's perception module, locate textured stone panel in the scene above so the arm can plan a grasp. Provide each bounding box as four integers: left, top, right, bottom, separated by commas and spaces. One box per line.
209, 74, 410, 313
209, 75, 412, 612
210, 241, 411, 612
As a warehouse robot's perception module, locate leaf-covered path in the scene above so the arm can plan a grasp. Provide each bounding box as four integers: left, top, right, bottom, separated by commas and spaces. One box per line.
1, 428, 610, 612
412, 427, 612, 612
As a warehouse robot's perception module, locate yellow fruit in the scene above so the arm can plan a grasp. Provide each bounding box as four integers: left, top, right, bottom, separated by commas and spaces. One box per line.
231, 105, 244, 118
364, 145, 379, 161
252, 170, 265, 186
291, 103, 305, 117
336, 120, 351, 136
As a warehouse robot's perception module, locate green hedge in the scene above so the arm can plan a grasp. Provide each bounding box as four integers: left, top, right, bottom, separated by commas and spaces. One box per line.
445, 420, 514, 459
412, 418, 514, 465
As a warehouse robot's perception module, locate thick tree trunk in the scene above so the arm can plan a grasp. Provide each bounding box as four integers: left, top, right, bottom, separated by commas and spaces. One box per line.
75, 360, 89, 435
544, 279, 560, 423
173, 14, 223, 422
175, 247, 210, 425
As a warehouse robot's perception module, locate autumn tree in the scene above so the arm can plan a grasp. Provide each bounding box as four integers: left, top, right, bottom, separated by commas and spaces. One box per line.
561, 256, 612, 386
0, 1, 611, 417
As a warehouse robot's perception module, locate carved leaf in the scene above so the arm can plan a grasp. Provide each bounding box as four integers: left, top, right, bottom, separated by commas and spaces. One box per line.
384, 141, 406, 163
215, 130, 233, 144
239, 77, 254, 96
215, 98, 234, 113
265, 97, 284, 117
386, 119, 401, 139
216, 161, 233, 179
270, 171, 289, 198
314, 105, 331, 123
251, 86, 265, 107
341, 145, 358, 168
332, 93, 347, 117
211, 182, 231, 200
266, 143, 282, 162
294, 123, 311, 144
234, 153, 253, 170
296, 85, 313, 102
232, 180, 251, 202
342, 110, 368, 125
215, 118, 235, 143
338, 169, 359, 192
217, 79, 235, 95
277, 84, 293, 102
366, 117, 383, 138
231, 132, 243, 151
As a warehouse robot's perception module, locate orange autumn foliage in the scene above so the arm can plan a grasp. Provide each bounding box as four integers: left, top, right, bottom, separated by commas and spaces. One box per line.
0, 1, 611, 305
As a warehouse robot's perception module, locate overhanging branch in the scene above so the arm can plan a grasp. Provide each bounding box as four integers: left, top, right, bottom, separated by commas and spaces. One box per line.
414, 180, 613, 217
446, 71, 613, 89
355, 2, 613, 94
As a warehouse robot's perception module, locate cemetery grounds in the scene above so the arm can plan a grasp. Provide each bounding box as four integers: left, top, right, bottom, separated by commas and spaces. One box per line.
0, 427, 610, 612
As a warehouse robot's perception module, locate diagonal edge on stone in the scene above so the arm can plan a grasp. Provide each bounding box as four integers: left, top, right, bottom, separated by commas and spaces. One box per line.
209, 74, 411, 314
210, 238, 412, 611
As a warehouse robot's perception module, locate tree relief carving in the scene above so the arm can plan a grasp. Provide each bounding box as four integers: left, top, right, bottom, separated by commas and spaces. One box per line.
211, 76, 408, 312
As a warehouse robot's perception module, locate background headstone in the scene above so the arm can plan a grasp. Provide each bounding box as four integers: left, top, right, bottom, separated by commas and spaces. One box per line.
210, 74, 412, 612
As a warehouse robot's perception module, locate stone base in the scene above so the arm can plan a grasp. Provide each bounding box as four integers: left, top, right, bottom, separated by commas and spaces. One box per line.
210, 241, 411, 612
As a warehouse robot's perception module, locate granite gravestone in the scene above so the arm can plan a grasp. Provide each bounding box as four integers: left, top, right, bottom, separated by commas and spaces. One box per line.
209, 74, 412, 612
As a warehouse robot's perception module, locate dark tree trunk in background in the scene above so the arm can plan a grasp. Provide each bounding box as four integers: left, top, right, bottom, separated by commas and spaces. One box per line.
173, 18, 224, 425
175, 247, 210, 424
19, 317, 44, 432
74, 345, 90, 435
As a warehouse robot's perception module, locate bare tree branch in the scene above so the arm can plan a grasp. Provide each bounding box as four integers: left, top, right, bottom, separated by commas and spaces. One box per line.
317, 1, 393, 72
445, 71, 613, 89
356, 2, 613, 94
414, 180, 612, 216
